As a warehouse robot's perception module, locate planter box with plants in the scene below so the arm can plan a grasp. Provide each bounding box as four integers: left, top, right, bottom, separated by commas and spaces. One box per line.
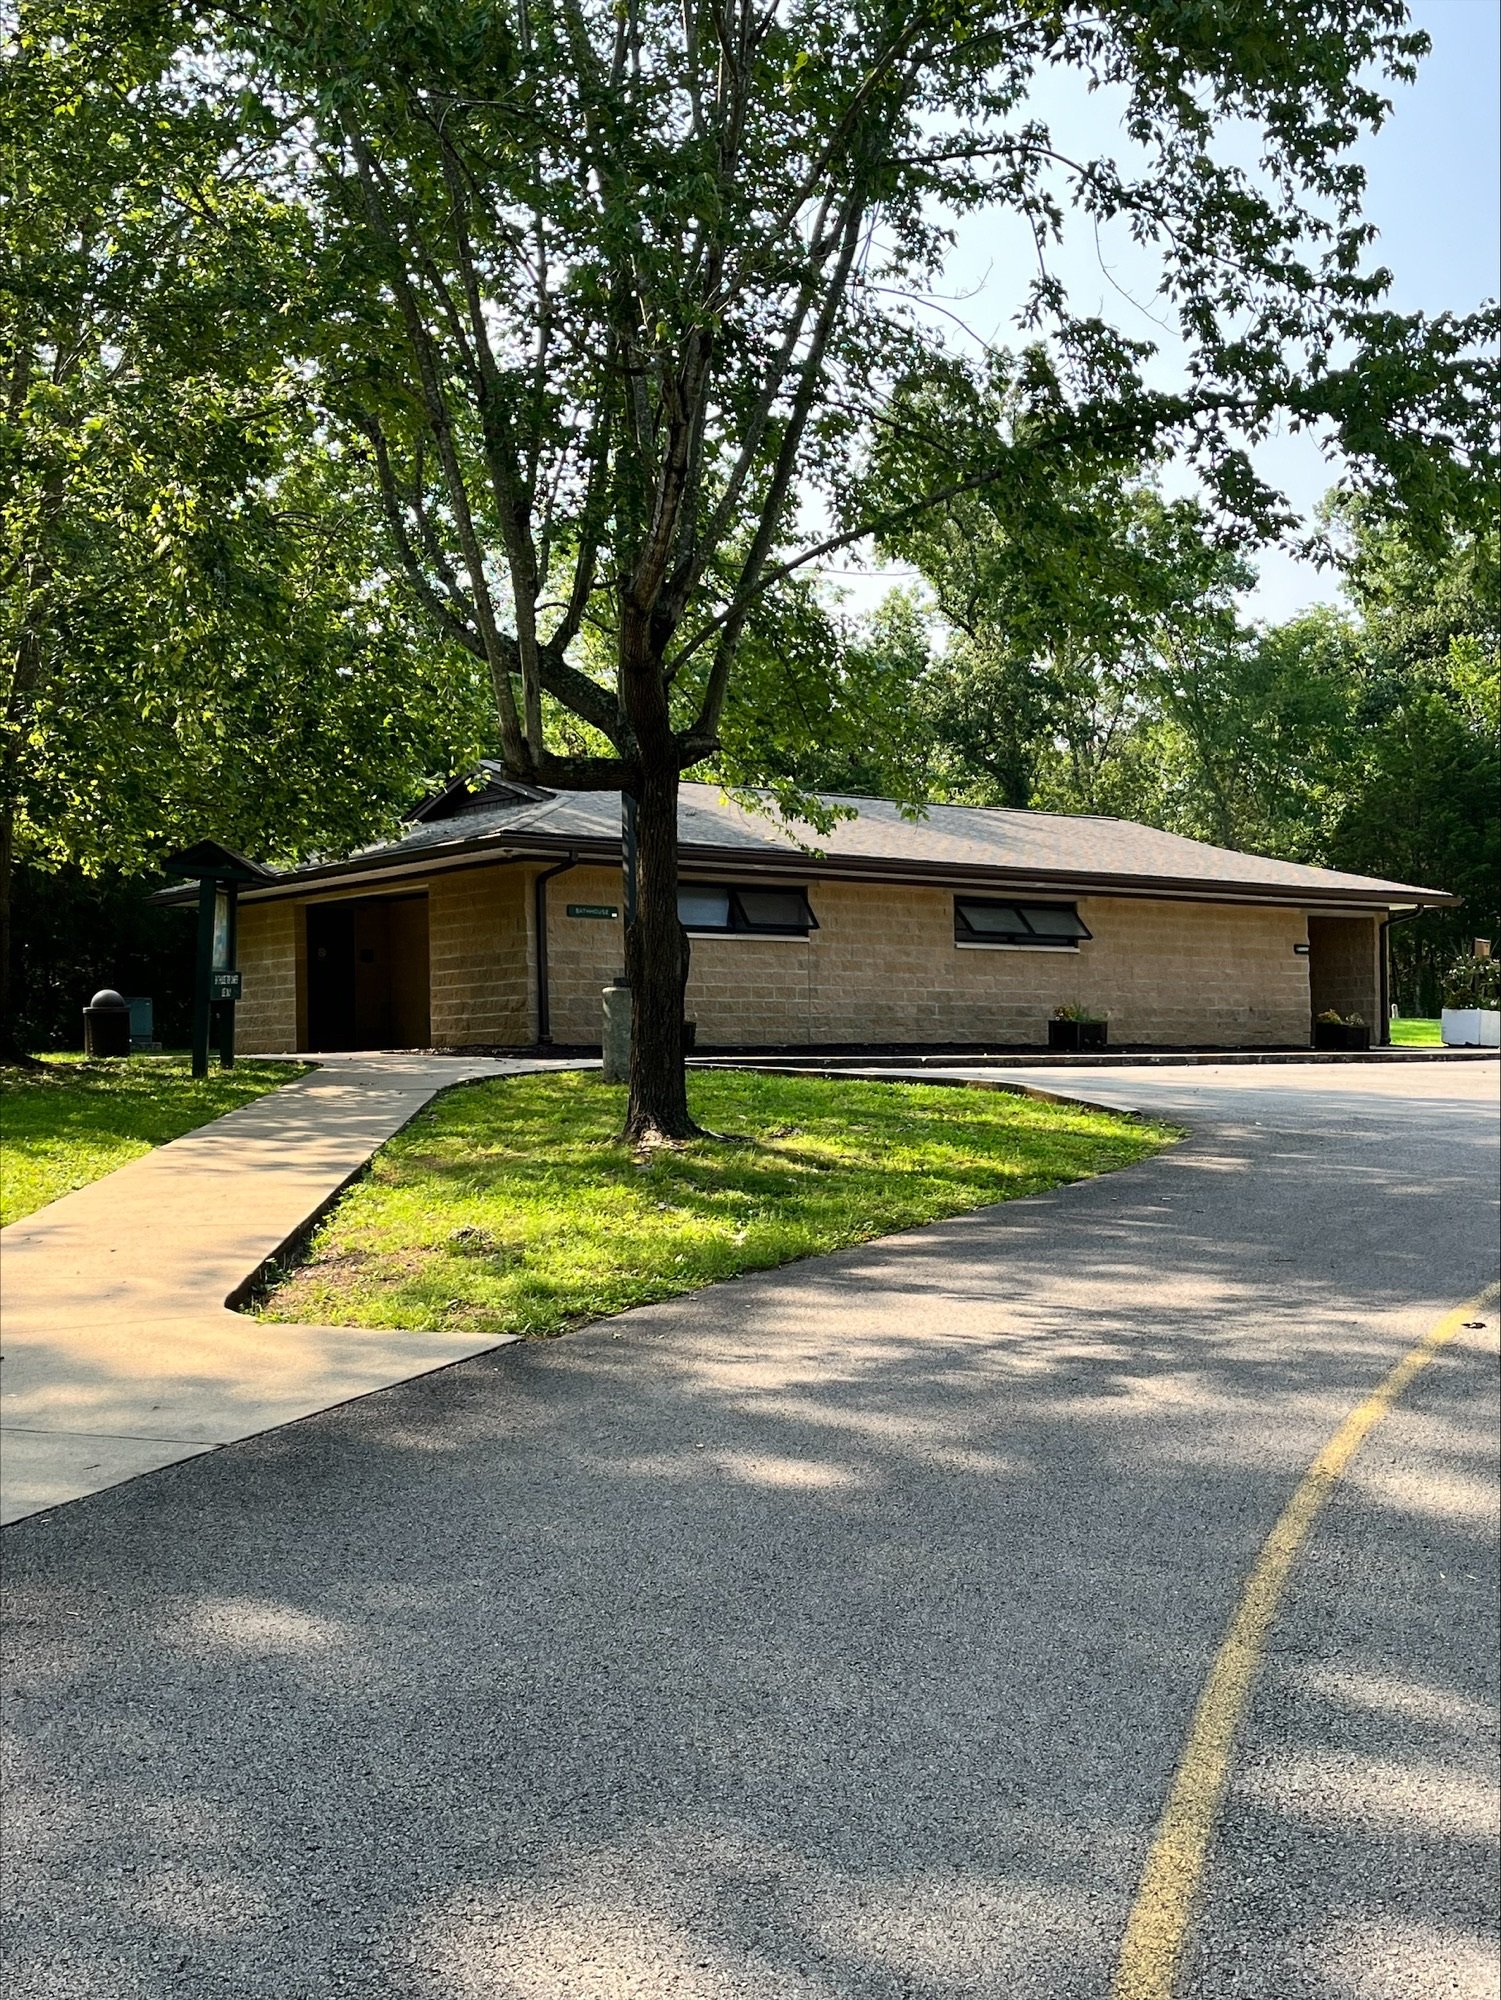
1048, 1006, 1108, 1052
1440, 954, 1501, 1047
1312, 1011, 1370, 1052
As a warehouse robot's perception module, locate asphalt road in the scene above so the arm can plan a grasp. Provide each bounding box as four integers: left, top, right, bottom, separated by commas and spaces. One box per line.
3, 1061, 1497, 2000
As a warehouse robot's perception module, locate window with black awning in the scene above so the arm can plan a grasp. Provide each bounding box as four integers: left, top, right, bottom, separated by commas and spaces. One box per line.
954, 898, 1091, 946
679, 883, 818, 935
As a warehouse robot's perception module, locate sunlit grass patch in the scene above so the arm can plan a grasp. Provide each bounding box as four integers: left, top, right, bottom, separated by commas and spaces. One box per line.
261, 1069, 1175, 1337
1389, 1017, 1441, 1046
0, 1054, 304, 1226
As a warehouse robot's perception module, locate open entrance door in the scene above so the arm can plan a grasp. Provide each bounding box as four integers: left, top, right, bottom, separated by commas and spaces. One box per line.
1306, 913, 1381, 1041
306, 895, 431, 1050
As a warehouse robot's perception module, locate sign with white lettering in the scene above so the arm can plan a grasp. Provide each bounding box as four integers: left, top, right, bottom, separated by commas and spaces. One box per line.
567, 904, 619, 920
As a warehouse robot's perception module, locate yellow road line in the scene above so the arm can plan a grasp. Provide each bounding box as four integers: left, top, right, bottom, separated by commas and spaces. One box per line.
1112, 1283, 1501, 2000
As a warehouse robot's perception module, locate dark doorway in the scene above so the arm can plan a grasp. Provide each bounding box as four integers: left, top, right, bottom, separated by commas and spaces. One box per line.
306, 895, 431, 1051
1306, 913, 1380, 1040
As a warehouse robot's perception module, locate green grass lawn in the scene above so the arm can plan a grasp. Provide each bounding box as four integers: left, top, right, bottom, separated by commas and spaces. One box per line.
262, 1069, 1176, 1338
0, 1055, 303, 1226
1390, 1017, 1442, 1046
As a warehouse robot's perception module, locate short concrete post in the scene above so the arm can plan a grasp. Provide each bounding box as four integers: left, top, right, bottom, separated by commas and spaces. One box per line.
601, 978, 632, 1083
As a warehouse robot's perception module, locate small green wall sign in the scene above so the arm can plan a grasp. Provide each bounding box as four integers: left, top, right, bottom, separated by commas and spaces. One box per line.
567, 903, 619, 920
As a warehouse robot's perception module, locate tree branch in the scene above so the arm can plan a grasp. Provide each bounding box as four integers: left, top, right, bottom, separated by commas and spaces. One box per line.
342, 117, 529, 768
358, 418, 487, 661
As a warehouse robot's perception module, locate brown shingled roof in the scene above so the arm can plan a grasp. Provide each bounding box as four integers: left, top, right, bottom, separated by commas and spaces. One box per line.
216, 779, 1453, 911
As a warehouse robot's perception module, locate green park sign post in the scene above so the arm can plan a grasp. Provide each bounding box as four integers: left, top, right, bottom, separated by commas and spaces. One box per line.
161, 842, 272, 1078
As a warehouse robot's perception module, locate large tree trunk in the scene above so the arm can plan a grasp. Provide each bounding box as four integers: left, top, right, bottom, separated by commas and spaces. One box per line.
622, 765, 699, 1142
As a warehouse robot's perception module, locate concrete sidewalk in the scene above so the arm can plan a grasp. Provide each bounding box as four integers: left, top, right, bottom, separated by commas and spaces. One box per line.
0, 1053, 587, 1524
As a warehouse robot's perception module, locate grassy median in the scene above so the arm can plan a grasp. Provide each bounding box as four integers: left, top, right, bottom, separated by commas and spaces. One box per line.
261, 1068, 1175, 1338
0, 1055, 303, 1226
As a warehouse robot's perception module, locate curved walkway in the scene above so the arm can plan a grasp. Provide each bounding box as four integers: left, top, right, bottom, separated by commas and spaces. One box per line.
0, 1054, 585, 1523
3, 1060, 1498, 1998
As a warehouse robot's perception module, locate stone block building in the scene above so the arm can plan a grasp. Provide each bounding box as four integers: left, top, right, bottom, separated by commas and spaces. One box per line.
200, 773, 1453, 1054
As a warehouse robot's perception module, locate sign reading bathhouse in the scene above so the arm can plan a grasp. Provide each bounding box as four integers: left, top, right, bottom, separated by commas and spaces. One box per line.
567, 904, 619, 920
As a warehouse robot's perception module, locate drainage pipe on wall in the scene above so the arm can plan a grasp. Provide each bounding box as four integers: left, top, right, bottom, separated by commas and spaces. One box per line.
533, 853, 577, 1045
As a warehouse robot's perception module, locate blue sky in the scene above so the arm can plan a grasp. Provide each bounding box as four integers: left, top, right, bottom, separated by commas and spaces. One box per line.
832, 0, 1500, 626
1249, 0, 1501, 615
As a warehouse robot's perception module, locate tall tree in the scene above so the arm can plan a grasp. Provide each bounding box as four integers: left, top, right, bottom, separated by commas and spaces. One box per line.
714, 585, 934, 808
1323, 506, 1500, 1008
1, 0, 484, 1054
887, 480, 1496, 1013
1130, 606, 1355, 856
881, 463, 1251, 814
228, 0, 1493, 1136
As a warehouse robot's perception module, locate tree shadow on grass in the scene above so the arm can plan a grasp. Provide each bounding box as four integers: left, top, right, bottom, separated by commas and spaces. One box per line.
261, 1069, 1170, 1338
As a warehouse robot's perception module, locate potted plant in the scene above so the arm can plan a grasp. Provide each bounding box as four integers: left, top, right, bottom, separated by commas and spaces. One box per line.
1312, 1009, 1370, 1052
1048, 1003, 1109, 1052
1440, 955, 1501, 1047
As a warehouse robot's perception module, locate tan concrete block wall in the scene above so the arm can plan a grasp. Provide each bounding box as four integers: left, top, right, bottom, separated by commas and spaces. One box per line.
544, 864, 627, 1045
428, 866, 533, 1047
687, 932, 818, 1045
1308, 914, 1381, 1029
684, 884, 1310, 1049
806, 881, 949, 1045
1062, 895, 1311, 1048
541, 870, 1313, 1049
540, 863, 844, 1048
235, 900, 302, 1053
239, 862, 1321, 1054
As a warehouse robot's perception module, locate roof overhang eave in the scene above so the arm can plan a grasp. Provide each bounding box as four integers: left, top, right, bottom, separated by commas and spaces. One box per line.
153, 822, 1457, 913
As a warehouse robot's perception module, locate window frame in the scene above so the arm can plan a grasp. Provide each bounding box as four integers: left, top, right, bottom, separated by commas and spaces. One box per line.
678, 880, 818, 939
953, 896, 1091, 951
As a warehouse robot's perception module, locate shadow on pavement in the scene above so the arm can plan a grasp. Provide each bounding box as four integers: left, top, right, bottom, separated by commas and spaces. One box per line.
2, 1075, 1497, 1999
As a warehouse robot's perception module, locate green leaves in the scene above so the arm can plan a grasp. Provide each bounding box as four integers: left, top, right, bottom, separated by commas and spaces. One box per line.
2, 0, 489, 889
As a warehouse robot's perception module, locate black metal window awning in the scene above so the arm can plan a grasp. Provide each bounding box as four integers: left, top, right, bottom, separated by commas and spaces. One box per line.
954, 897, 1091, 946
678, 883, 818, 936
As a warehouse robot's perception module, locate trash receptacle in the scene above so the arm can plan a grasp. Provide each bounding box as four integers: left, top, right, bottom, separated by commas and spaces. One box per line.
83, 988, 131, 1058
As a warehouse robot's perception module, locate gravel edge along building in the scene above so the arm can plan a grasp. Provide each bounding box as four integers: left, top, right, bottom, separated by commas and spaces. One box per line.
195, 772, 1455, 1054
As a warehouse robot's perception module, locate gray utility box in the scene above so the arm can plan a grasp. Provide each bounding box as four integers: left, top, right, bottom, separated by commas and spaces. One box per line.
124, 996, 160, 1051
